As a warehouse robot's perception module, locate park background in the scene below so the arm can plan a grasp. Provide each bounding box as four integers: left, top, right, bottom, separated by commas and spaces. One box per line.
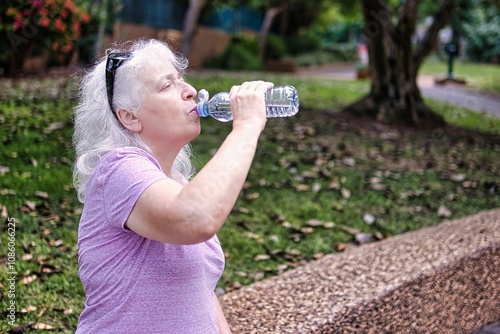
1, 0, 499, 332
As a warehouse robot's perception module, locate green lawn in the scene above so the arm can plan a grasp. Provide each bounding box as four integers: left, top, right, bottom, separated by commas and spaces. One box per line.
0, 72, 499, 333
420, 55, 500, 94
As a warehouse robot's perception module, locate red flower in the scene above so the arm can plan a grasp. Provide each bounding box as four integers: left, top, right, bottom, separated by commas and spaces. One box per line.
39, 16, 50, 28
81, 12, 91, 24
54, 17, 65, 32
13, 20, 22, 30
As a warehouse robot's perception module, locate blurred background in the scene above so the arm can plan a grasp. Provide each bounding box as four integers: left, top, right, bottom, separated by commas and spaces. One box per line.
1, 0, 499, 76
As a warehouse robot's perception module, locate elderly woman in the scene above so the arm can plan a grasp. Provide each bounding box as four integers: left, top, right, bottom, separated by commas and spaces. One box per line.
73, 39, 273, 333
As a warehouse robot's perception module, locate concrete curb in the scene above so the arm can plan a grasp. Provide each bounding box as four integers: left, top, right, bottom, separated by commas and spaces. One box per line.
220, 209, 500, 333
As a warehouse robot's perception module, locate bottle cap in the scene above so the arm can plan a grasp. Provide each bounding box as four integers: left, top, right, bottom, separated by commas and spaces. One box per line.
196, 89, 210, 117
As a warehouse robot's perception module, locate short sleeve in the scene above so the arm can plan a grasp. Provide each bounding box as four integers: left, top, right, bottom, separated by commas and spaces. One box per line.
97, 147, 167, 230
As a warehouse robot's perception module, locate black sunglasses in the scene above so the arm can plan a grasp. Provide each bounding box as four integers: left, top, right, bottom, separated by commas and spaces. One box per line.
105, 52, 133, 117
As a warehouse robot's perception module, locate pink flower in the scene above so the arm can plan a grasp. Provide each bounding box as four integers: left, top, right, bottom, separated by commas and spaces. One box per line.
13, 20, 22, 30
39, 16, 50, 28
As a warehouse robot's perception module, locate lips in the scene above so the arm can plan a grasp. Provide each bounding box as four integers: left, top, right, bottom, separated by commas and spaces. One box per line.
188, 105, 198, 116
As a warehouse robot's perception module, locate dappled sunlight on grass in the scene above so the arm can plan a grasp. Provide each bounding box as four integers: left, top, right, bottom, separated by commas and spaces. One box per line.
0, 73, 498, 332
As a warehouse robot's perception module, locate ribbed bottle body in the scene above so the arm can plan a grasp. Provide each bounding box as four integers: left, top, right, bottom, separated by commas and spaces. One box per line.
196, 85, 299, 122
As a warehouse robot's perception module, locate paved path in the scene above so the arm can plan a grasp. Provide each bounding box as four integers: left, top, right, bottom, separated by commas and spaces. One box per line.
298, 64, 500, 118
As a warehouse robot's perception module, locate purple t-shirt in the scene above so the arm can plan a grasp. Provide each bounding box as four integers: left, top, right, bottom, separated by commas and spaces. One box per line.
76, 147, 225, 334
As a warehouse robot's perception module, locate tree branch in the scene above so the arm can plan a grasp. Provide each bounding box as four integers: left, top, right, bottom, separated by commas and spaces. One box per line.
413, 0, 455, 70
397, 0, 421, 35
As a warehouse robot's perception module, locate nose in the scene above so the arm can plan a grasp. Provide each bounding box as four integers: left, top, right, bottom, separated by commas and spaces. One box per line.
182, 81, 197, 101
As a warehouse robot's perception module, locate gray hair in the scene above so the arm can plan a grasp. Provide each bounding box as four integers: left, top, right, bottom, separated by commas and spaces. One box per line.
73, 39, 194, 203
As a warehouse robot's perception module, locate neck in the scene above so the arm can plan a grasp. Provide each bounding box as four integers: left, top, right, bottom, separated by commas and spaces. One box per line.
153, 148, 180, 178
143, 140, 183, 178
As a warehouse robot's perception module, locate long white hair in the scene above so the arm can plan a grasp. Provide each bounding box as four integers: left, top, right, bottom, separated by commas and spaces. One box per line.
73, 39, 194, 203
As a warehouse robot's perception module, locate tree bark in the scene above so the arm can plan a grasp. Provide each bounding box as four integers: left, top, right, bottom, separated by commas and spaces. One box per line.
181, 0, 206, 58
259, 5, 286, 61
344, 0, 455, 127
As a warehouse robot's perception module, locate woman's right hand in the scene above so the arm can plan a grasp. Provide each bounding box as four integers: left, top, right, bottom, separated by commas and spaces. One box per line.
229, 81, 274, 132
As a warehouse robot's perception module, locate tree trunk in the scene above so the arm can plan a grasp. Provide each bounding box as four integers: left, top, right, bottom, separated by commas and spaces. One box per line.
259, 5, 286, 61
344, 0, 455, 127
181, 0, 206, 58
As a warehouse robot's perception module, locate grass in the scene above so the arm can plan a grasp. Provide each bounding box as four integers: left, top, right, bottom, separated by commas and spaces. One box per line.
420, 55, 500, 94
0, 71, 499, 333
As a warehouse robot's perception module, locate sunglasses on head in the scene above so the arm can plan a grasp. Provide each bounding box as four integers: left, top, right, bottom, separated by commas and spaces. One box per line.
105, 52, 133, 117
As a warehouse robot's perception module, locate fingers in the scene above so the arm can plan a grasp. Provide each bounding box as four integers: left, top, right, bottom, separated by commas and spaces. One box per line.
229, 80, 274, 131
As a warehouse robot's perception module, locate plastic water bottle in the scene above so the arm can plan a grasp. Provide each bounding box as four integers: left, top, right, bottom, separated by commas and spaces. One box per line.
196, 85, 299, 122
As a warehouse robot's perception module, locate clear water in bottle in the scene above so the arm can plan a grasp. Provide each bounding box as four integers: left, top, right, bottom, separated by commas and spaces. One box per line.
196, 85, 299, 122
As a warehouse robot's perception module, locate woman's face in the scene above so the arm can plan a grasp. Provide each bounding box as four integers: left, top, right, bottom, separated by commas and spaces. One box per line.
137, 47, 200, 152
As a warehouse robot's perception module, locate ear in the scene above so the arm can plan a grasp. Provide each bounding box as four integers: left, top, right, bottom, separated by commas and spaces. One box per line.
116, 109, 142, 133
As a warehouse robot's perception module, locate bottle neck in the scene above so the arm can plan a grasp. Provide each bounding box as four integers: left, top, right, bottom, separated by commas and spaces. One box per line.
196, 101, 209, 117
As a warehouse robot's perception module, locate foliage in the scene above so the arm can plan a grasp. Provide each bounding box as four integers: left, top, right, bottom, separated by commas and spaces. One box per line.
461, 0, 500, 62
204, 34, 262, 71
264, 33, 288, 60
283, 29, 322, 56
0, 0, 91, 62
292, 43, 358, 67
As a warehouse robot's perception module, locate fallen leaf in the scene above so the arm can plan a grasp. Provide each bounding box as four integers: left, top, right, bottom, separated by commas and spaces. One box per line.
250, 272, 265, 281
24, 201, 37, 211
295, 184, 310, 191
49, 239, 64, 247
35, 191, 49, 199
0, 166, 9, 175
254, 254, 270, 261
450, 173, 466, 182
21, 254, 33, 261
363, 214, 376, 225
341, 188, 351, 199
314, 252, 325, 260
339, 225, 361, 235
438, 205, 452, 218
21, 275, 37, 285
245, 192, 260, 200
323, 222, 335, 228
1, 189, 16, 195
342, 157, 356, 166
260, 233, 275, 244
462, 181, 477, 188
0, 205, 7, 218
312, 182, 321, 193
370, 183, 387, 191
328, 177, 340, 190
306, 219, 324, 227
20, 305, 37, 313
32, 322, 55, 330
43, 122, 64, 134
243, 232, 264, 243
301, 171, 318, 179
277, 264, 289, 273
331, 203, 344, 211
40, 214, 61, 222
336, 243, 347, 252
300, 227, 314, 234
355, 233, 373, 245
236, 207, 250, 214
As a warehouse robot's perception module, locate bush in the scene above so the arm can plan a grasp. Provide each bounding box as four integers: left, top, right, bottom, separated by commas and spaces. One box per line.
461, 0, 500, 62
292, 43, 357, 67
204, 34, 262, 71
264, 34, 288, 60
284, 30, 322, 56
0, 0, 91, 74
